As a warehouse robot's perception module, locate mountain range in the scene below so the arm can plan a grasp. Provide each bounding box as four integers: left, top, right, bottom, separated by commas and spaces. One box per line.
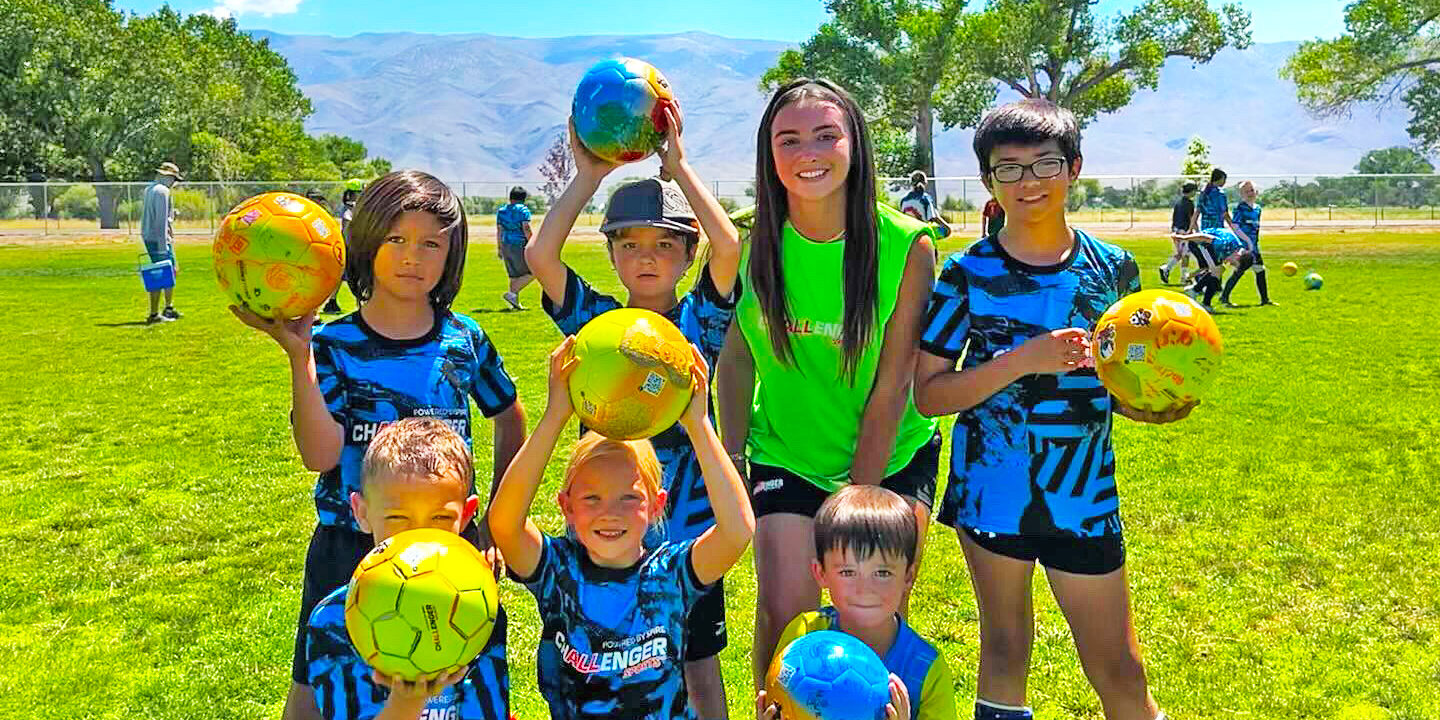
252, 30, 1415, 184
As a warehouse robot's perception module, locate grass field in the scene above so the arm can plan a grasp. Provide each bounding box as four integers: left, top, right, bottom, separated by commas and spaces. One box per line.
0, 230, 1437, 719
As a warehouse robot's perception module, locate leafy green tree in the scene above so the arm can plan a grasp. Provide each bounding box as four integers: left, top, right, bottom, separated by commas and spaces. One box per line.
1282, 0, 1440, 151
1180, 136, 1211, 175
1354, 146, 1434, 175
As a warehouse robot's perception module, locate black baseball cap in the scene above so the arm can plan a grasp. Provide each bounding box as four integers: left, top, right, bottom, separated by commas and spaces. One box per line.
601, 178, 698, 236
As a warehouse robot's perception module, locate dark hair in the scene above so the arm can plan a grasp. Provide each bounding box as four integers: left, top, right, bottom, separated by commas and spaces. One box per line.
751, 78, 879, 380
342, 189, 359, 204
1182, 181, 1198, 194
814, 485, 917, 569
973, 98, 1082, 176
1210, 167, 1227, 183
508, 186, 527, 203
304, 188, 328, 205
909, 170, 927, 186
346, 170, 468, 310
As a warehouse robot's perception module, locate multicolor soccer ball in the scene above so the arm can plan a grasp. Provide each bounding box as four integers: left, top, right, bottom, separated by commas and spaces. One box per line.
1281, 261, 1298, 276
1092, 289, 1224, 414
213, 191, 345, 319
765, 630, 891, 720
572, 57, 681, 164
568, 308, 694, 440
344, 529, 499, 681
1304, 272, 1324, 290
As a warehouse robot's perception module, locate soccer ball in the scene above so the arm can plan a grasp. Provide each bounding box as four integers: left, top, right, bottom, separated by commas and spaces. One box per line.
765, 630, 891, 720
1281, 261, 1298, 276
1092, 289, 1224, 414
569, 308, 694, 440
213, 191, 345, 319
572, 57, 681, 164
344, 529, 499, 681
1304, 272, 1324, 290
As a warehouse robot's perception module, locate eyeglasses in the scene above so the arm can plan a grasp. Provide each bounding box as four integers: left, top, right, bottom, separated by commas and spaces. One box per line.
988, 158, 1067, 184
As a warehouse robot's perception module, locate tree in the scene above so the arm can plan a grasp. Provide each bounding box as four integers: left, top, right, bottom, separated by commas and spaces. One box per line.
537, 132, 575, 202
1282, 0, 1440, 151
759, 0, 994, 180
1354, 146, 1434, 175
961, 0, 1252, 124
1180, 135, 1211, 175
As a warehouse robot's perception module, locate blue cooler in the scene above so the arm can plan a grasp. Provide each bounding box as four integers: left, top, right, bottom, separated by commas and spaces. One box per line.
139, 254, 176, 291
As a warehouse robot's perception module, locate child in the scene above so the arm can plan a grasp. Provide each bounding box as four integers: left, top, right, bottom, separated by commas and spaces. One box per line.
914, 99, 1189, 720
1194, 167, 1253, 249
231, 170, 528, 720
759, 485, 956, 720
307, 417, 509, 720
1220, 180, 1276, 307
488, 338, 755, 720
1158, 181, 1197, 284
322, 186, 360, 315
1171, 228, 1247, 312
713, 78, 940, 694
899, 170, 953, 239
981, 196, 1006, 238
496, 186, 535, 310
525, 111, 741, 719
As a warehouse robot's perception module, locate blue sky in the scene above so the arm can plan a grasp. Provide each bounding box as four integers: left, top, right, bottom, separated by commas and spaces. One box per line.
114, 0, 1347, 43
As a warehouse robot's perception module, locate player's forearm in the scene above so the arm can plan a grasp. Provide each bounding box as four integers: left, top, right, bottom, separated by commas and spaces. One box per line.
669, 162, 740, 282
690, 417, 755, 553
288, 350, 343, 471
527, 173, 600, 296
490, 401, 527, 501
915, 351, 1026, 417
715, 325, 754, 457
488, 410, 565, 546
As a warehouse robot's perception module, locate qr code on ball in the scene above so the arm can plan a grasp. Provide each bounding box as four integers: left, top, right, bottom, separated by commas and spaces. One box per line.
1126, 343, 1147, 363
641, 371, 665, 396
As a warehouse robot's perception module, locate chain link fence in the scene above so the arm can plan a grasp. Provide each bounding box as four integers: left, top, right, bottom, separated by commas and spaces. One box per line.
7, 174, 1440, 237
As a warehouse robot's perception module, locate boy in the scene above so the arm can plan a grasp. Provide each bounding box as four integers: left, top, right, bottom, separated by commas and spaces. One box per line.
1171, 228, 1247, 312
759, 485, 956, 720
1158, 181, 1197, 284
915, 98, 1188, 720
1220, 180, 1275, 307
900, 170, 953, 239
307, 417, 509, 720
495, 186, 535, 310
525, 116, 740, 720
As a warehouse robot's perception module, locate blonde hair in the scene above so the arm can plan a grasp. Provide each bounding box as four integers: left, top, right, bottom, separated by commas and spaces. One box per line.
361, 417, 474, 493
563, 431, 665, 503
1237, 180, 1257, 195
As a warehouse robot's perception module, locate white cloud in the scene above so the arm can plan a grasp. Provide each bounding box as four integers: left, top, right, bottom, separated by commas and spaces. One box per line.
203, 0, 302, 18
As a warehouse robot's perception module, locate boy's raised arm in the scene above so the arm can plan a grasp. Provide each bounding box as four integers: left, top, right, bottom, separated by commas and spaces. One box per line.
527, 123, 618, 307
683, 350, 756, 586
657, 108, 741, 297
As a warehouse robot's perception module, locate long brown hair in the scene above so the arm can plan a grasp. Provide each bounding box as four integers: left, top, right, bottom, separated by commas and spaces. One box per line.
750, 79, 879, 381
346, 170, 468, 309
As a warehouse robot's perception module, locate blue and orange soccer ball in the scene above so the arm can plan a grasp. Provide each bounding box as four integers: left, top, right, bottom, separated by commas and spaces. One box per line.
765, 630, 891, 720
572, 57, 681, 164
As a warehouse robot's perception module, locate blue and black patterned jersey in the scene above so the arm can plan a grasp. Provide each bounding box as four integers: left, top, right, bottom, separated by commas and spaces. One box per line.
307, 585, 510, 720
920, 230, 1141, 537
542, 265, 737, 542
496, 203, 532, 246
1197, 184, 1228, 230
516, 535, 706, 720
312, 311, 518, 530
1206, 227, 1246, 260
1232, 201, 1261, 243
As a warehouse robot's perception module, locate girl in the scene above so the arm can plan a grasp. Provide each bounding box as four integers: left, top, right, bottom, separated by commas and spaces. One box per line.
489, 338, 754, 720
232, 170, 528, 720
713, 78, 941, 689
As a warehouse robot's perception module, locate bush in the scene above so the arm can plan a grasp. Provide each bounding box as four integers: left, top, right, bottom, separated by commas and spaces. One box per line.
172, 188, 212, 221
53, 185, 98, 220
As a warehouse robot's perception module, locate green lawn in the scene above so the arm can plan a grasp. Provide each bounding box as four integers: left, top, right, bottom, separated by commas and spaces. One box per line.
0, 231, 1436, 719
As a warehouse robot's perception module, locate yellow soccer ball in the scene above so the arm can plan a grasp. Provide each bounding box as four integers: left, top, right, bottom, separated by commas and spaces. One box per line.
1092, 289, 1223, 414
569, 308, 694, 440
344, 529, 498, 681
213, 191, 345, 319
1281, 261, 1298, 276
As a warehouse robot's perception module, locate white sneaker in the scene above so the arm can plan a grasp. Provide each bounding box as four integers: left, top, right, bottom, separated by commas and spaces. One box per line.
503, 291, 523, 310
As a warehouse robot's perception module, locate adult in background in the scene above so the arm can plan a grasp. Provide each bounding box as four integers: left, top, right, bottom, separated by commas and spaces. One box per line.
495, 186, 535, 310
982, 196, 1006, 238
141, 162, 183, 324
900, 169, 952, 239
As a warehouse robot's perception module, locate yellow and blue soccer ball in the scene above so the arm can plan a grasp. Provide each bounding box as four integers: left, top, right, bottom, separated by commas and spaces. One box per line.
344, 529, 499, 681
569, 308, 694, 440
1304, 272, 1324, 290
766, 631, 891, 720
1092, 289, 1224, 414
572, 57, 681, 164
213, 191, 344, 319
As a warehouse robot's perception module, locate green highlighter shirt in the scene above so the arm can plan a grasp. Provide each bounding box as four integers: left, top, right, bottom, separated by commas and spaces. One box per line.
735, 202, 938, 492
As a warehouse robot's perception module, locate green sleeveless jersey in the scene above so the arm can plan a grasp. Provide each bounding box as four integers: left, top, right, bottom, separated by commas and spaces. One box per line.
735, 202, 938, 492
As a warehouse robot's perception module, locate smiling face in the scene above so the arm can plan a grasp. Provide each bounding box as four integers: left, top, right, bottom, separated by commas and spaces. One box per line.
608, 226, 694, 300
811, 546, 915, 632
350, 471, 477, 543
983, 140, 1081, 228
370, 210, 451, 304
1240, 184, 1258, 204
770, 99, 853, 205
558, 453, 667, 568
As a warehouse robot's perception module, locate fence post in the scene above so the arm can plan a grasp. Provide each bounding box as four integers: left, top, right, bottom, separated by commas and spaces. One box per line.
209, 182, 217, 235
125, 183, 134, 237
1374, 181, 1379, 227
42, 184, 49, 236
1128, 176, 1135, 230
1291, 175, 1298, 229
961, 178, 968, 231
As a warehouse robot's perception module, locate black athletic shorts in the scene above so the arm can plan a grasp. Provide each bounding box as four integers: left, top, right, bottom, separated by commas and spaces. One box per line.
749, 430, 942, 518
960, 525, 1125, 575
290, 520, 502, 684
1187, 241, 1218, 271
686, 578, 727, 661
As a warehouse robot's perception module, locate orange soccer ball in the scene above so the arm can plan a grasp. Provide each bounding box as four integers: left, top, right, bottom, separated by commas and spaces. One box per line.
213, 191, 345, 319
1092, 289, 1224, 414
